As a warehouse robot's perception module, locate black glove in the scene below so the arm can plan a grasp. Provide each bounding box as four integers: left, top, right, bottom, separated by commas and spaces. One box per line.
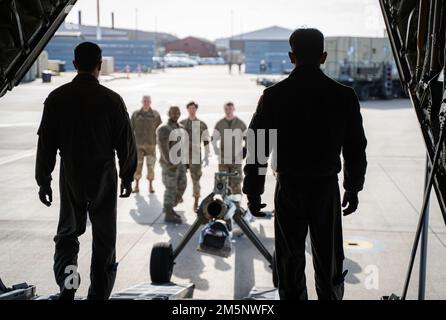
120, 181, 132, 198
342, 191, 359, 216
39, 184, 52, 207
247, 194, 267, 217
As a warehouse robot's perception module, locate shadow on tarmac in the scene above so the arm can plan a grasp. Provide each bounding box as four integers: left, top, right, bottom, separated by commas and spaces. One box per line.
148, 208, 234, 292
305, 236, 362, 284
233, 223, 275, 299
129, 194, 163, 225
130, 193, 361, 295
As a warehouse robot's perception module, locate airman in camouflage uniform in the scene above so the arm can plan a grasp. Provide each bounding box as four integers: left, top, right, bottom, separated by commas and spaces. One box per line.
131, 95, 162, 194
212, 101, 247, 194
180, 101, 210, 210
157, 106, 188, 223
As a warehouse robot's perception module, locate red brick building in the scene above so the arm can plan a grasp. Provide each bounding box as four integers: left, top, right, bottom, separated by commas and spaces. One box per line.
165, 36, 218, 57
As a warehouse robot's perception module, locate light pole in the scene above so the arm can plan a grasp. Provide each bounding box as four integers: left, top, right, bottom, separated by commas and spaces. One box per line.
135, 8, 138, 40
96, 0, 101, 41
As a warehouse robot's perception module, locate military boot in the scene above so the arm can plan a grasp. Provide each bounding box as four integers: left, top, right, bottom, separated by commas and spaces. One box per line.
193, 196, 200, 212
164, 207, 182, 224
148, 180, 155, 194
132, 179, 140, 193
172, 210, 181, 219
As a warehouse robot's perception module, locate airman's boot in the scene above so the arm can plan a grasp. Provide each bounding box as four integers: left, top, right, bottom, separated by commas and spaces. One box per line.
132, 179, 139, 193
193, 196, 199, 212
172, 210, 181, 218
164, 207, 182, 224
149, 180, 155, 194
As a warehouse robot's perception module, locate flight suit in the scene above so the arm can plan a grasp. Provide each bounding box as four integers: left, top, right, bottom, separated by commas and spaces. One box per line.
243, 64, 367, 300
180, 118, 210, 198
212, 117, 247, 194
35, 73, 137, 299
131, 108, 162, 181
157, 120, 187, 210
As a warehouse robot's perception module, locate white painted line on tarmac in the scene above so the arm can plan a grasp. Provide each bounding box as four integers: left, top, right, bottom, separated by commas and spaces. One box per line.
0, 148, 36, 166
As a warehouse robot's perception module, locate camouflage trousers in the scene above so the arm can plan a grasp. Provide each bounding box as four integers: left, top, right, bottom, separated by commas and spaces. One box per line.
186, 164, 202, 198
134, 144, 156, 181
218, 164, 243, 194
161, 162, 187, 209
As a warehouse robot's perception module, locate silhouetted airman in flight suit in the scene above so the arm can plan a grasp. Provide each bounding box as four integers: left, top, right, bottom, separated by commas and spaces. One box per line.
243, 28, 367, 300
35, 42, 137, 300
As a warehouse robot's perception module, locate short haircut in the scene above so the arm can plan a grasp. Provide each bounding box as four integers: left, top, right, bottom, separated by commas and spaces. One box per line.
224, 101, 234, 107
186, 101, 198, 109
289, 28, 324, 63
74, 42, 102, 72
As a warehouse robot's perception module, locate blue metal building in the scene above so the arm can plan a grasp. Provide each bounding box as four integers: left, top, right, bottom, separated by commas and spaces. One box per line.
245, 40, 293, 74
45, 37, 154, 71
222, 26, 294, 74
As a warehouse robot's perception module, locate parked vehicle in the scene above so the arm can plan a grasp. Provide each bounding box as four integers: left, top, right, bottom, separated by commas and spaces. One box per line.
164, 52, 197, 68
200, 57, 226, 65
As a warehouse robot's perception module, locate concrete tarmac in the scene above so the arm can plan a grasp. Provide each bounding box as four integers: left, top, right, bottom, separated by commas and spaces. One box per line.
0, 65, 445, 299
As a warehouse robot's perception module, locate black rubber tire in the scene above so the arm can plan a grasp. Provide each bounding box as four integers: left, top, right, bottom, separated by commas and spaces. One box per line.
272, 250, 278, 288
150, 242, 174, 284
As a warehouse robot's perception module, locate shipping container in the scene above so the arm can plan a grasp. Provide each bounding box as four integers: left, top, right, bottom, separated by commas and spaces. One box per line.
250, 36, 403, 100
323, 37, 394, 80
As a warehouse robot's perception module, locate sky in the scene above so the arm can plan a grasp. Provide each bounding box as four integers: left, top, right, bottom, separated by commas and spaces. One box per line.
65, 0, 386, 41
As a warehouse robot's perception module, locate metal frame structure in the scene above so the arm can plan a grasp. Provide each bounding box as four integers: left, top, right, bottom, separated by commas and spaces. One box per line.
0, 0, 77, 97
170, 192, 273, 263
380, 0, 446, 299
185, 171, 271, 261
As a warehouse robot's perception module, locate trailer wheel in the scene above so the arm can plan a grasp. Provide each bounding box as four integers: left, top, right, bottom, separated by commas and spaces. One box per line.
272, 250, 278, 288
150, 242, 174, 284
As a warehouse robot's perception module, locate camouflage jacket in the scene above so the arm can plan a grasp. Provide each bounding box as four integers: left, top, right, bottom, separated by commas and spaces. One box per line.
131, 108, 162, 146
212, 117, 247, 164
157, 120, 187, 167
